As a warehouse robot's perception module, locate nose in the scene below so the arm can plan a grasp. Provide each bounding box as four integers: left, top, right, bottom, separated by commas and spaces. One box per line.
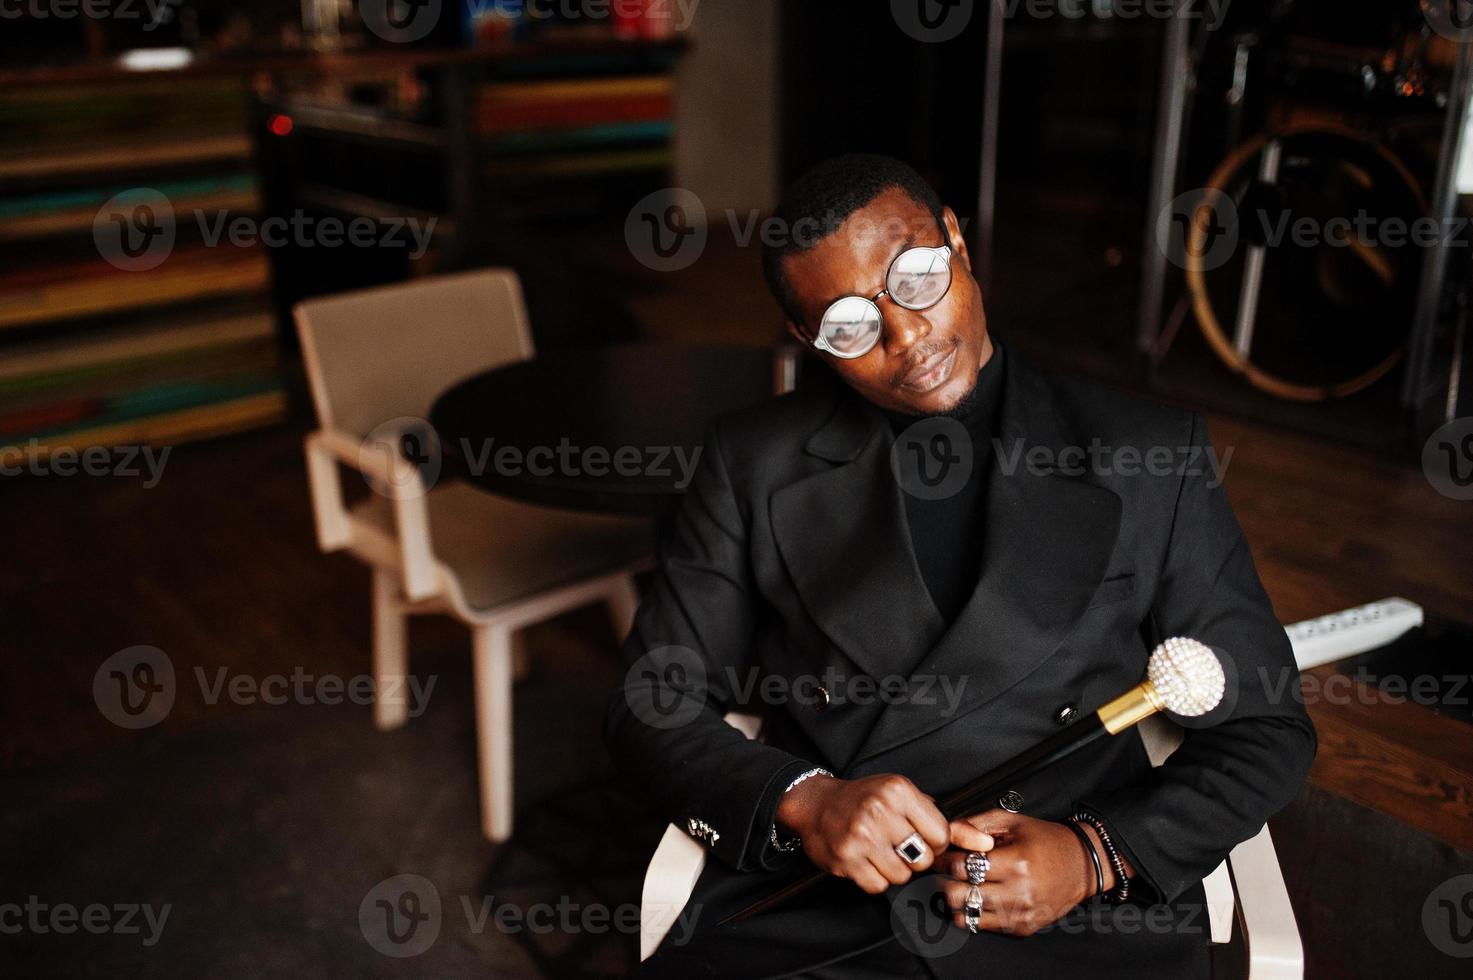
879, 296, 931, 356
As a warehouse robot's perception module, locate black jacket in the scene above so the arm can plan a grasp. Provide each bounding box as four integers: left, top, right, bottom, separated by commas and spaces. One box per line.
606, 349, 1315, 978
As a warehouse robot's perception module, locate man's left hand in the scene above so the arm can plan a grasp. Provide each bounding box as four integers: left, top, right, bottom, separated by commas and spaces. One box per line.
937, 810, 1107, 936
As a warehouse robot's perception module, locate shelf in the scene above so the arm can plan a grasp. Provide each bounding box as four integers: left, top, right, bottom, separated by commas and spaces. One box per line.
0, 36, 692, 88
281, 101, 447, 148
2, 389, 288, 461
0, 188, 259, 242
0, 134, 253, 182
0, 309, 275, 388
0, 250, 270, 331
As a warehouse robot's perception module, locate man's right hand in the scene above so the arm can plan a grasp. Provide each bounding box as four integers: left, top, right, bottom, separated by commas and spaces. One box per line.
774, 773, 967, 894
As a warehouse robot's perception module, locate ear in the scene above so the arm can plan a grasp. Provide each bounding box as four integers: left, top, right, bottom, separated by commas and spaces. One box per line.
784, 318, 812, 347
942, 206, 972, 272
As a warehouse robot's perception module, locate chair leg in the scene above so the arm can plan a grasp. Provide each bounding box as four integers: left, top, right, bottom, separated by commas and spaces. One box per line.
472, 623, 515, 842
605, 574, 641, 642
371, 569, 410, 732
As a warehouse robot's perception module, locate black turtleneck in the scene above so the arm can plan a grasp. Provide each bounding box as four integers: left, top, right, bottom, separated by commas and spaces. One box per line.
883, 341, 1006, 625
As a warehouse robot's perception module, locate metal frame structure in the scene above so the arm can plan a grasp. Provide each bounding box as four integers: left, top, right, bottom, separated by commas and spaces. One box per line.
1135, 2, 1473, 429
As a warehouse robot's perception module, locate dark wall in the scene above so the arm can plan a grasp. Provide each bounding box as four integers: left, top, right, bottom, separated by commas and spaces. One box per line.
778, 1, 990, 225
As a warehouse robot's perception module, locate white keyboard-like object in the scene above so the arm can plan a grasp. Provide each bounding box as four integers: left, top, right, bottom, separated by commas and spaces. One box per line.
1284, 597, 1425, 671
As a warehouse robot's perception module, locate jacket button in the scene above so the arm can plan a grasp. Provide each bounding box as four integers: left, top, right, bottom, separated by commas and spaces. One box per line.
814, 685, 830, 711
999, 790, 1024, 813
1056, 704, 1078, 725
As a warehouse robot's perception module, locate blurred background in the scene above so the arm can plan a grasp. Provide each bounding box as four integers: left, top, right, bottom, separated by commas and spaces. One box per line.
2, 0, 1471, 977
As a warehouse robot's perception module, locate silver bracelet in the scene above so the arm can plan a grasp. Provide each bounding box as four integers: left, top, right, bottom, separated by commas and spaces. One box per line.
769, 767, 832, 852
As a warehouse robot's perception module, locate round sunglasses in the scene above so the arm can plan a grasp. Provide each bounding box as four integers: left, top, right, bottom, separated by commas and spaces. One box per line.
807, 244, 954, 359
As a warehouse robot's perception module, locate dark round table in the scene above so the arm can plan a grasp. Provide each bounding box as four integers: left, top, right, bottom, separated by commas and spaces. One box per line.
430, 345, 783, 516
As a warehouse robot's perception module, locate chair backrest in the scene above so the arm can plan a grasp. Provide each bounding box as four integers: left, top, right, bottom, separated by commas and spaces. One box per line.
295, 268, 534, 438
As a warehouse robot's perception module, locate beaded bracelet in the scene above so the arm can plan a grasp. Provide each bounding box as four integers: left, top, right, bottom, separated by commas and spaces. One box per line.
1065, 818, 1105, 899
1071, 810, 1130, 904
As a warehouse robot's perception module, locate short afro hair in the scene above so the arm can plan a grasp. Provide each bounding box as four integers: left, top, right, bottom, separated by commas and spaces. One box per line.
762, 153, 946, 325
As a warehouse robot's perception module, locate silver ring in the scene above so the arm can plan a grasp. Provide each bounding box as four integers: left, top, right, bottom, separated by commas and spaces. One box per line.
965, 851, 990, 885
894, 832, 927, 865
963, 885, 982, 933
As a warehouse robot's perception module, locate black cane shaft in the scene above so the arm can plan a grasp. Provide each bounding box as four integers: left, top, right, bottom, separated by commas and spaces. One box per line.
938, 714, 1108, 818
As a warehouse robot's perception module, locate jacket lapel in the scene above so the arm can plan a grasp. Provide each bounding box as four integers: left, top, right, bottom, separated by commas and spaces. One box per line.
769, 389, 948, 688
848, 359, 1124, 767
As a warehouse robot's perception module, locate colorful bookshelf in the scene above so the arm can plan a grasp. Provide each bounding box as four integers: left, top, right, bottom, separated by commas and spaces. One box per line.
0, 76, 286, 464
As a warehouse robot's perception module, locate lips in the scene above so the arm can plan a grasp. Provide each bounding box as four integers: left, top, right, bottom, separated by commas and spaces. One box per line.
899, 346, 958, 392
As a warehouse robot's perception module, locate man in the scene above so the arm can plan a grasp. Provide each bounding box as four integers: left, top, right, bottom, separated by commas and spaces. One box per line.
605, 154, 1314, 978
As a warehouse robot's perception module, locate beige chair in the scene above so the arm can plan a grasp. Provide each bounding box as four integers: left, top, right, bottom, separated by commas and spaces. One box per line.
297, 269, 653, 842
639, 714, 1303, 979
